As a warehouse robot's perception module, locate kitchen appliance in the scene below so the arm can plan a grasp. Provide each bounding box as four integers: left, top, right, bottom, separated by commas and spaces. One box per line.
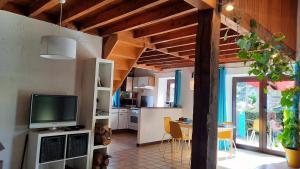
29, 94, 78, 129
128, 108, 140, 131
140, 96, 154, 107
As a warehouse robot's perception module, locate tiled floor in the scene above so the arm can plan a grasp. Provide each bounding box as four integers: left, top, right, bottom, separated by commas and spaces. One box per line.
107, 133, 291, 169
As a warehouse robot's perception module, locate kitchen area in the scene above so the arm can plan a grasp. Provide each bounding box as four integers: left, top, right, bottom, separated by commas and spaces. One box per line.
109, 68, 185, 146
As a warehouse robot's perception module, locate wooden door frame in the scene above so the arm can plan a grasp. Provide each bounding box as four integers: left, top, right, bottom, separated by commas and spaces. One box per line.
232, 76, 285, 156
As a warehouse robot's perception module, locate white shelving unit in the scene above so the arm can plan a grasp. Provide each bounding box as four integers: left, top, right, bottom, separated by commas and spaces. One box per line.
27, 130, 90, 169
80, 58, 114, 168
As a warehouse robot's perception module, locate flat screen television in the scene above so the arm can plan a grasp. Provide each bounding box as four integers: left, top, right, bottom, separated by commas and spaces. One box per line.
29, 94, 78, 129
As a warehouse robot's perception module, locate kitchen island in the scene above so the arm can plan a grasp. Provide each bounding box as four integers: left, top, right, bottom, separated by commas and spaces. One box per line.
137, 107, 182, 145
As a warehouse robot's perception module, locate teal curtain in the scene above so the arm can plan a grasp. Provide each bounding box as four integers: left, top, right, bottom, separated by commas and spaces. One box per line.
293, 62, 300, 117
218, 67, 227, 124
218, 67, 228, 150
174, 70, 182, 107
112, 88, 121, 107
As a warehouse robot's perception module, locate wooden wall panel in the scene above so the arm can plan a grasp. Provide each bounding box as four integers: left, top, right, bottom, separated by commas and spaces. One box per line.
232, 0, 297, 50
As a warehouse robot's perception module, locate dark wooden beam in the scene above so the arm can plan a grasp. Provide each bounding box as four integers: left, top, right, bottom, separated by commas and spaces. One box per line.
29, 0, 59, 17
80, 0, 167, 32
167, 44, 196, 53
134, 12, 198, 38
97, 1, 196, 36
150, 25, 197, 44
156, 36, 196, 49
62, 0, 116, 24
191, 8, 219, 169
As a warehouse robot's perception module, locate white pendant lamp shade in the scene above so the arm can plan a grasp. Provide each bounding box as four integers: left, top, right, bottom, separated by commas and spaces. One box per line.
40, 36, 77, 60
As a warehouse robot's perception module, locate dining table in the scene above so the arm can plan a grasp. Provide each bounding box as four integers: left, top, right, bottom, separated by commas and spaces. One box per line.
174, 120, 236, 158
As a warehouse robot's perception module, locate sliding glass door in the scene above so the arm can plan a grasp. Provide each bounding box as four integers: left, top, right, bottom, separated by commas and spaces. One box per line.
233, 77, 293, 155
233, 77, 262, 150
264, 80, 294, 154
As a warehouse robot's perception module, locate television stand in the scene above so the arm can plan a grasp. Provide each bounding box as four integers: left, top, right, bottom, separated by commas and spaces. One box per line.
27, 130, 91, 169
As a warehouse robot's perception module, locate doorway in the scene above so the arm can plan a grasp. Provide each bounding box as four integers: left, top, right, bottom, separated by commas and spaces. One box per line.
232, 77, 294, 156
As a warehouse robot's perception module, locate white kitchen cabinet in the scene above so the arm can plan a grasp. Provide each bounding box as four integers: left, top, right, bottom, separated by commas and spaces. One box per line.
109, 112, 118, 130
132, 76, 155, 88
118, 112, 128, 129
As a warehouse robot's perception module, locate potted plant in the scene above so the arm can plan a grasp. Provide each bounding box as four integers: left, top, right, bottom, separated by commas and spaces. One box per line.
235, 19, 300, 168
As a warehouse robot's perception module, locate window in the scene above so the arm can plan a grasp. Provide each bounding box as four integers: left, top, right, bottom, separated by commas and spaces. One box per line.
157, 77, 175, 107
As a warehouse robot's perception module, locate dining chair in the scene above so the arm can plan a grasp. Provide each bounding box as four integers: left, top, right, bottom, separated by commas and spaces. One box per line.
218, 129, 237, 157
222, 121, 237, 151
169, 121, 190, 163
160, 117, 172, 151
247, 119, 259, 143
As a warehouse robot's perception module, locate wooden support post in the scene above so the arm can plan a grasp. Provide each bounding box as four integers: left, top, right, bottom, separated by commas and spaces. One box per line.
191, 8, 220, 169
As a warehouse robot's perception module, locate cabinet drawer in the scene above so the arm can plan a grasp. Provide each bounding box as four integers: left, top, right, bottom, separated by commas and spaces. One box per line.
119, 109, 128, 113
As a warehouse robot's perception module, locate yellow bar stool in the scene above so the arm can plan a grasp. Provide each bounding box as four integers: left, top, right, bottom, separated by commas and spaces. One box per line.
160, 117, 172, 151
169, 121, 190, 163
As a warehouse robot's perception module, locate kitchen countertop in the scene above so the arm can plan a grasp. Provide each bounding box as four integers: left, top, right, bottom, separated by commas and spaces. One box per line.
141, 107, 182, 109
112, 107, 182, 109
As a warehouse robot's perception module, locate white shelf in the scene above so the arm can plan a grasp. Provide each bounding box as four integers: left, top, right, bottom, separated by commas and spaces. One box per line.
94, 116, 109, 120
66, 155, 87, 160
39, 159, 64, 165
93, 145, 107, 150
96, 87, 111, 91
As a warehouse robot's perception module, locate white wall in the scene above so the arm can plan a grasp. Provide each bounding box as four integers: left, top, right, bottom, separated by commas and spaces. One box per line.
181, 67, 194, 119
0, 11, 102, 169
152, 68, 194, 118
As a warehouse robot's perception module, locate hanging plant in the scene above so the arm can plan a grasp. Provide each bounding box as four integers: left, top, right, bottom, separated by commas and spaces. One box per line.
235, 19, 300, 153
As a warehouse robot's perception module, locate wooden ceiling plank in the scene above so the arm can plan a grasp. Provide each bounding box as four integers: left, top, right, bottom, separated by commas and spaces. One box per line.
167, 44, 196, 53
156, 36, 196, 49
161, 62, 195, 69
134, 64, 162, 71
138, 58, 182, 64
62, 0, 116, 24
134, 12, 198, 38
150, 25, 197, 44
184, 0, 215, 9
97, 1, 196, 36
140, 54, 176, 60
147, 60, 193, 66
138, 56, 181, 63
219, 48, 240, 55
178, 50, 195, 56
0, 0, 8, 9
29, 0, 59, 17
80, 0, 167, 32
2, 3, 25, 15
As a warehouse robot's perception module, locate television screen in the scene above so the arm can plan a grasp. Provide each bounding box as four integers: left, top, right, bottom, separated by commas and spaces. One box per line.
30, 94, 77, 129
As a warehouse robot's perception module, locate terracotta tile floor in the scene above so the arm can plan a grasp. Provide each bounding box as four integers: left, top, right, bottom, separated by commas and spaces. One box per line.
107, 133, 290, 169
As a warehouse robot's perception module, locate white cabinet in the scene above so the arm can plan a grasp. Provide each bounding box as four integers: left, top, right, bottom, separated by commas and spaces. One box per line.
109, 109, 129, 130
133, 76, 155, 89
118, 112, 128, 129
109, 112, 118, 130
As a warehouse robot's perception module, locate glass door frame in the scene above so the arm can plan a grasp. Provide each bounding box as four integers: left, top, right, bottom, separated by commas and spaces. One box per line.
232, 77, 285, 156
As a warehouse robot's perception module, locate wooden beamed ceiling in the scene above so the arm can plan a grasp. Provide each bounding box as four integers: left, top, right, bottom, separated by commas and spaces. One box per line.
1, 0, 245, 70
